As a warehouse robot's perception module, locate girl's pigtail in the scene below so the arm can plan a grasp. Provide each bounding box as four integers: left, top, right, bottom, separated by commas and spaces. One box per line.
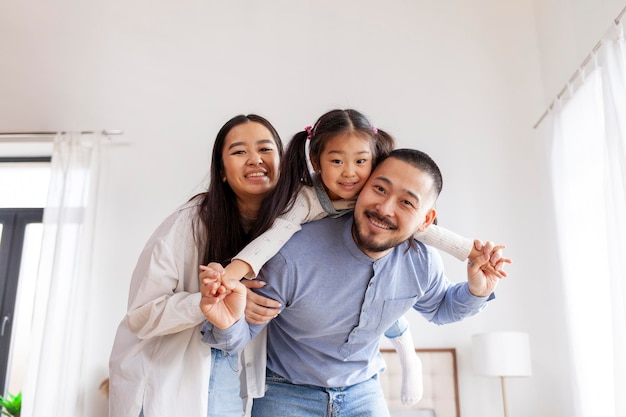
373, 128, 395, 165
286, 131, 314, 187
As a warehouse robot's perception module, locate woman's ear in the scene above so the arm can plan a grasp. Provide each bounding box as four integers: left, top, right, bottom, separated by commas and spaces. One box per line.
417, 208, 437, 232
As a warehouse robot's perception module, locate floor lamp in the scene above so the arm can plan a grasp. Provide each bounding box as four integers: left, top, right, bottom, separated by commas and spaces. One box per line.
472, 332, 532, 417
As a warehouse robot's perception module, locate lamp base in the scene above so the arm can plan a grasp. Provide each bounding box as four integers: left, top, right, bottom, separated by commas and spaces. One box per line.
500, 376, 509, 417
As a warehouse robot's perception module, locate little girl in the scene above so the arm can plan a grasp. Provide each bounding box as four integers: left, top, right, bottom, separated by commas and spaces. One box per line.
214, 109, 503, 407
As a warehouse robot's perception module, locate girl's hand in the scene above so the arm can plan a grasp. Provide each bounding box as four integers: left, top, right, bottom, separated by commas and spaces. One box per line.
199, 263, 228, 296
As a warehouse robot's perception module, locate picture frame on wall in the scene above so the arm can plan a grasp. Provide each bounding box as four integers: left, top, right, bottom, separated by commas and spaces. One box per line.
379, 348, 460, 417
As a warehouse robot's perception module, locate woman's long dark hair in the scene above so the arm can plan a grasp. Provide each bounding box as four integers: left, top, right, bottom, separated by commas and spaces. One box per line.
192, 114, 284, 265
250, 109, 394, 240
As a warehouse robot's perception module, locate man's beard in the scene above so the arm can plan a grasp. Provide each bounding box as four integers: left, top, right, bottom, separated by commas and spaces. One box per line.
352, 210, 407, 254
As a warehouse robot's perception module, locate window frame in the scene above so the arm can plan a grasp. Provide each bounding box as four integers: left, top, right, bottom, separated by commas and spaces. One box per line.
0, 208, 44, 395
0, 156, 50, 395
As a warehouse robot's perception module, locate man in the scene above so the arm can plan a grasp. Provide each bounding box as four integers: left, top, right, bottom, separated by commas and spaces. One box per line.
200, 148, 507, 417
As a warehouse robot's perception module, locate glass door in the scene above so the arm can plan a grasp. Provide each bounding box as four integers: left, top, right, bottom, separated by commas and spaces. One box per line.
0, 158, 50, 396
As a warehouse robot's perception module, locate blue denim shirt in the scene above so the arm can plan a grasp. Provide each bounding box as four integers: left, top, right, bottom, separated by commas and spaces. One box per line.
203, 214, 492, 387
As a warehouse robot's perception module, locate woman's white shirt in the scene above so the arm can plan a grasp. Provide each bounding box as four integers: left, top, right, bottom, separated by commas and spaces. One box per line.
108, 199, 211, 417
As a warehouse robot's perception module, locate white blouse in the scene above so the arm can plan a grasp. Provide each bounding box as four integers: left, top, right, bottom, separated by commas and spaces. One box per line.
108, 199, 212, 417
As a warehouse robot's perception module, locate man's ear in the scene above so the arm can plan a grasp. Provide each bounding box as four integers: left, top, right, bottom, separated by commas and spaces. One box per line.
417, 208, 437, 232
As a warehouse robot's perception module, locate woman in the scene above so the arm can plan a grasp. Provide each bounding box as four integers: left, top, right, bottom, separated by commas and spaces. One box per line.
108, 114, 284, 417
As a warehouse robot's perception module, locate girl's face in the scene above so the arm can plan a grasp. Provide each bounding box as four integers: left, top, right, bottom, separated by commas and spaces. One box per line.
316, 132, 374, 201
221, 121, 281, 202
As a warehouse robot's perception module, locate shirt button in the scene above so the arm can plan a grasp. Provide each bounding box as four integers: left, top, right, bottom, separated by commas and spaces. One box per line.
368, 282, 374, 287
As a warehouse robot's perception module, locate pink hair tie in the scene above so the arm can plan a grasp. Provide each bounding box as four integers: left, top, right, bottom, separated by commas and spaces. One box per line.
371, 126, 378, 134
305, 125, 313, 139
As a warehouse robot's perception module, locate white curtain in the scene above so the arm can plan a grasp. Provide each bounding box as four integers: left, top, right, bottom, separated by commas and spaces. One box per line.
550, 23, 626, 417
22, 132, 103, 417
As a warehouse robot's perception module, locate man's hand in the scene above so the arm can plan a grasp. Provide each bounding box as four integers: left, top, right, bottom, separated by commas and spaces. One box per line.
467, 241, 512, 297
241, 279, 281, 324
469, 239, 511, 279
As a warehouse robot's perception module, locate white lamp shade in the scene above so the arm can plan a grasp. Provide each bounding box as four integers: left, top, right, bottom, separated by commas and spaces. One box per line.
472, 331, 532, 377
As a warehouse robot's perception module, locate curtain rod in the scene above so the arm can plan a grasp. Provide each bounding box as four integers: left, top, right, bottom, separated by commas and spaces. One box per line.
0, 130, 124, 138
533, 4, 626, 129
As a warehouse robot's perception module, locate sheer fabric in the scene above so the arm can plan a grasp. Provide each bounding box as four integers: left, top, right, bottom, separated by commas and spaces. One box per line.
549, 23, 626, 417
22, 132, 103, 417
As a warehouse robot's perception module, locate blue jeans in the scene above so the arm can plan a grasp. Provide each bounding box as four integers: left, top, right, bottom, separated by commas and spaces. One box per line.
384, 316, 408, 339
251, 369, 390, 417
208, 348, 244, 417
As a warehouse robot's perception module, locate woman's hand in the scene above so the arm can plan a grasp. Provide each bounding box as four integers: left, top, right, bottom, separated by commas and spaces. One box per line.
199, 263, 246, 329
199, 263, 225, 296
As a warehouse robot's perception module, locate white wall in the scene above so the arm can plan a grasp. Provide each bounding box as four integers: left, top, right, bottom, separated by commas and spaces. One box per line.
1, 1, 621, 416
534, 0, 626, 104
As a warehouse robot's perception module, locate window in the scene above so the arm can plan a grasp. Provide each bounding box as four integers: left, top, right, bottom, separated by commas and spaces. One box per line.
0, 157, 50, 395
549, 35, 626, 415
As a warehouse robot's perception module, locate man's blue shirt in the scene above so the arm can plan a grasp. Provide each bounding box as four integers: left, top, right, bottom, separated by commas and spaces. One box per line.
204, 214, 492, 387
